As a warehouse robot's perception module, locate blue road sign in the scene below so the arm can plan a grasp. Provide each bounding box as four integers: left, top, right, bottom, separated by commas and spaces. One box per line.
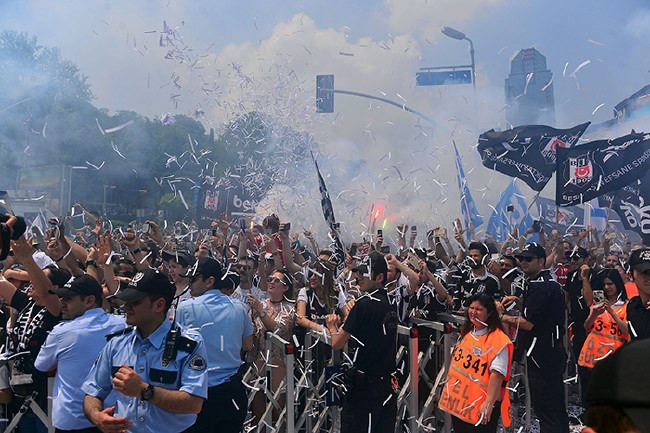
416, 70, 472, 86
316, 74, 335, 113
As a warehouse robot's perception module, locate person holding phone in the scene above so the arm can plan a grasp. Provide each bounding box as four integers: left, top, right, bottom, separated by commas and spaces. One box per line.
578, 268, 629, 373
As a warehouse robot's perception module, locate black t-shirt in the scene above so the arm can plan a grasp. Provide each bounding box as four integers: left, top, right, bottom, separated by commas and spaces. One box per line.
407, 281, 448, 321
564, 270, 591, 342
627, 296, 650, 341
449, 268, 502, 310
343, 288, 398, 377
517, 270, 565, 359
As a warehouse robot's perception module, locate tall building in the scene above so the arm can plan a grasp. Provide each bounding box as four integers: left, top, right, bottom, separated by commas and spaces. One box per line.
505, 48, 555, 126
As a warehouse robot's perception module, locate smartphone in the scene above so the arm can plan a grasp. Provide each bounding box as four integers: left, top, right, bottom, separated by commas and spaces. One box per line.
240, 218, 246, 234
506, 205, 515, 213
349, 243, 358, 257
593, 290, 605, 306
408, 254, 421, 271
411, 226, 417, 232
531, 220, 542, 233
142, 223, 151, 233
377, 229, 383, 237
211, 229, 217, 236
381, 245, 390, 254
283, 222, 291, 232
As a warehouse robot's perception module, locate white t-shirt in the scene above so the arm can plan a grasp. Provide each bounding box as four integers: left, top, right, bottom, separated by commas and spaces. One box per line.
469, 327, 509, 377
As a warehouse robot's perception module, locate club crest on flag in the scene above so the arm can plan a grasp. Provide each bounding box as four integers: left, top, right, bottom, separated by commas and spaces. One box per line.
540, 137, 567, 165
568, 155, 593, 185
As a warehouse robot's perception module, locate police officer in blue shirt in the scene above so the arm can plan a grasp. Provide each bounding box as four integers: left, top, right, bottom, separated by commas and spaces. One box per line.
176, 257, 253, 433
35, 274, 125, 433
82, 268, 208, 433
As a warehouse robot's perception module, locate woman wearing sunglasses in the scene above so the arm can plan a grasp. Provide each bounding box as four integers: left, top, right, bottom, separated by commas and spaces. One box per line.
248, 269, 295, 429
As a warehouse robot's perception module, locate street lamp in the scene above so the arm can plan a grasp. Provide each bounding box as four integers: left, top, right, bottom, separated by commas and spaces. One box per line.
441, 26, 478, 127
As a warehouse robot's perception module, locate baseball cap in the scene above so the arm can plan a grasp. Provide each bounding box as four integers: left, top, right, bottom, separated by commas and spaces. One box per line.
161, 250, 195, 267
109, 268, 175, 303
629, 248, 650, 273
568, 246, 589, 259
516, 243, 547, 260
50, 274, 103, 300
352, 251, 388, 277
181, 257, 223, 282
586, 338, 650, 432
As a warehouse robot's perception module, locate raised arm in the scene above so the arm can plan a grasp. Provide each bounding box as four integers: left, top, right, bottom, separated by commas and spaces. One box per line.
11, 237, 61, 316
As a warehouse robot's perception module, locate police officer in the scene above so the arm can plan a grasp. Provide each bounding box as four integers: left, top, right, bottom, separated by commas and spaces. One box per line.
35, 274, 125, 433
500, 243, 569, 433
175, 257, 253, 433
325, 251, 398, 433
82, 268, 208, 433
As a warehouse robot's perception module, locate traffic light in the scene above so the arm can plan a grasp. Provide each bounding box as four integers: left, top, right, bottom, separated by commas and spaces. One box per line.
316, 74, 334, 113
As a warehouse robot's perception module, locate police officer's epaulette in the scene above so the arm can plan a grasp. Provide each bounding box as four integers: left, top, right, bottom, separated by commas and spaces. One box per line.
105, 327, 134, 341
177, 335, 198, 353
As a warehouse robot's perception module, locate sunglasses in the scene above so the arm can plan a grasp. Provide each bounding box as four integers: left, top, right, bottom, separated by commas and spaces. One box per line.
267, 276, 287, 285
518, 256, 535, 263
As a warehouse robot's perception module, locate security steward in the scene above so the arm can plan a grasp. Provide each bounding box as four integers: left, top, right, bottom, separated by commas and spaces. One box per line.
82, 268, 208, 433
439, 293, 513, 433
325, 251, 399, 433
499, 243, 569, 433
175, 257, 253, 433
627, 248, 650, 340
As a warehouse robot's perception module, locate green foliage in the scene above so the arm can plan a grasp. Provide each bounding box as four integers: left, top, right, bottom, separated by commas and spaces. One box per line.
0, 30, 285, 221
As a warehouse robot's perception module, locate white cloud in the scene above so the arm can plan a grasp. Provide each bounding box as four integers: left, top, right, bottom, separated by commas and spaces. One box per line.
625, 8, 650, 38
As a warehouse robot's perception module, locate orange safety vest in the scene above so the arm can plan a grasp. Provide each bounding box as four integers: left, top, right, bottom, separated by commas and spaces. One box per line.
438, 328, 513, 427
625, 282, 638, 299
578, 302, 629, 369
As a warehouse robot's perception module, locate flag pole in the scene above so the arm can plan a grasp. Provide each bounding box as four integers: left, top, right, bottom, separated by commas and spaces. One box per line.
517, 190, 542, 230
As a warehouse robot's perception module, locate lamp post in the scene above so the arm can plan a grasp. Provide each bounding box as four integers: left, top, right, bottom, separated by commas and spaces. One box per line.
441, 26, 478, 128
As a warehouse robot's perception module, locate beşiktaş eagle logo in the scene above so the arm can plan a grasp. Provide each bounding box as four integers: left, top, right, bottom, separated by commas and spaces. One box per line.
132, 272, 145, 284
540, 137, 568, 165
567, 154, 593, 186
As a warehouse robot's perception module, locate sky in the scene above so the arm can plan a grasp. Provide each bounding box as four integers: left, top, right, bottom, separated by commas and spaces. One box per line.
2, 0, 649, 238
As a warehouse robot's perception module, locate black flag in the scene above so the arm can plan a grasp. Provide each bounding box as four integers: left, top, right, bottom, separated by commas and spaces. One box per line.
478, 122, 590, 191
598, 170, 650, 245
556, 131, 650, 206
311, 152, 345, 269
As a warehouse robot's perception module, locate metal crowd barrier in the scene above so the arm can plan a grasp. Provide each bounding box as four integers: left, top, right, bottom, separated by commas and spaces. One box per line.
20, 312, 573, 433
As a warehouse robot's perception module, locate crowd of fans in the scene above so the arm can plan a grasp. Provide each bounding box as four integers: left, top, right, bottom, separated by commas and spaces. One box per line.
0, 204, 648, 433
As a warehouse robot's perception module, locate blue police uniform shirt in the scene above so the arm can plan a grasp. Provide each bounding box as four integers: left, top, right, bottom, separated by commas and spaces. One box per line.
35, 308, 125, 431
175, 289, 253, 387
81, 318, 208, 433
